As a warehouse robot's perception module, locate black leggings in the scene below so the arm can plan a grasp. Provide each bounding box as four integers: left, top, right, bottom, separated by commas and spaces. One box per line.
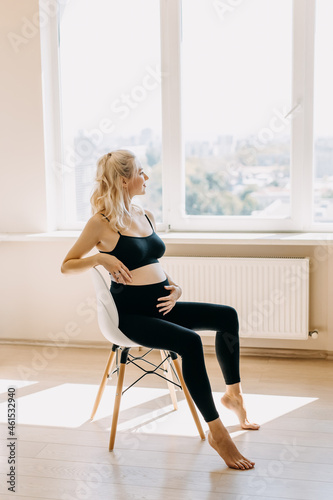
111, 278, 240, 423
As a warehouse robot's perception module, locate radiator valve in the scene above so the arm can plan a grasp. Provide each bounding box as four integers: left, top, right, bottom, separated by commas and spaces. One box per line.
308, 330, 319, 339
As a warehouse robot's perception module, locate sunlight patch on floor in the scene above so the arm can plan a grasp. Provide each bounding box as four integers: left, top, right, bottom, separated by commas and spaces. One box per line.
0, 379, 37, 393
0, 381, 318, 436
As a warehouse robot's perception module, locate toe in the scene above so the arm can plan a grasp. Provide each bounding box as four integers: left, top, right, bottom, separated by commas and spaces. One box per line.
241, 456, 255, 467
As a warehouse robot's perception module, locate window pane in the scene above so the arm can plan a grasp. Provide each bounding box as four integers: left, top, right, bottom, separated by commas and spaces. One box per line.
59, 0, 162, 225
313, 0, 333, 223
182, 0, 292, 218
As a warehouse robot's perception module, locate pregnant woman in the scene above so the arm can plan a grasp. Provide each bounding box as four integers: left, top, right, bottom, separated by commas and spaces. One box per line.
61, 149, 259, 470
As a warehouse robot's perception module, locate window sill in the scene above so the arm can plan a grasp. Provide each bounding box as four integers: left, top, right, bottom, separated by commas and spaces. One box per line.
1, 231, 333, 246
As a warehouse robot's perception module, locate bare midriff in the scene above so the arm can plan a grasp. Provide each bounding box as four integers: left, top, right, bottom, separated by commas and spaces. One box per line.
111, 262, 167, 286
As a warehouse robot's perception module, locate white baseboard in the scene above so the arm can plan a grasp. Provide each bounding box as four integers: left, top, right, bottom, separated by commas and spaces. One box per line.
0, 338, 113, 350
205, 344, 330, 359
0, 338, 331, 359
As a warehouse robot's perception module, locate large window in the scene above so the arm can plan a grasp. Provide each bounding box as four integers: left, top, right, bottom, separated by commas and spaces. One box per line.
58, 0, 162, 226
182, 0, 292, 219
47, 0, 332, 232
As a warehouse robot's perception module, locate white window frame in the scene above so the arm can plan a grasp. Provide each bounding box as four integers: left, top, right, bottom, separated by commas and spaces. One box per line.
41, 0, 333, 233
40, 0, 67, 231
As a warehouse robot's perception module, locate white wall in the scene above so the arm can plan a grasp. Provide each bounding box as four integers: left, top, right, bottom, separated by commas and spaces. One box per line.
1, 1, 332, 356
0, 0, 47, 233
0, 240, 107, 346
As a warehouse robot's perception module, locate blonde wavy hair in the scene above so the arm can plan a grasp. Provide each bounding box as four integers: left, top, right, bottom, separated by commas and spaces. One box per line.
90, 149, 143, 232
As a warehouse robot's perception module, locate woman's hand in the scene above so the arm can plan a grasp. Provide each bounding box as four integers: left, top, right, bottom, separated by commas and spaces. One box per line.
98, 253, 133, 285
156, 285, 182, 315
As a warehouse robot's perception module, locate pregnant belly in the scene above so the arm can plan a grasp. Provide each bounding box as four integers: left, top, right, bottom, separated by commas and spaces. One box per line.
112, 262, 167, 285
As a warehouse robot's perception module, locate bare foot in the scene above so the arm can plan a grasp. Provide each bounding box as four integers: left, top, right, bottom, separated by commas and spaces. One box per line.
207, 429, 255, 470
221, 393, 260, 430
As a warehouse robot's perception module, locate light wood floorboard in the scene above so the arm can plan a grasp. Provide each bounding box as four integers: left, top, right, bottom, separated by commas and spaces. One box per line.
1, 344, 333, 499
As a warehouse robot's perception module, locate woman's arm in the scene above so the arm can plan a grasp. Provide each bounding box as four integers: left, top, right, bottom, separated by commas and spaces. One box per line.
61, 216, 132, 283
61, 216, 102, 274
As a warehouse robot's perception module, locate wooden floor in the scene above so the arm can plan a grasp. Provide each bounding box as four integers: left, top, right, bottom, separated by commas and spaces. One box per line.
0, 344, 333, 500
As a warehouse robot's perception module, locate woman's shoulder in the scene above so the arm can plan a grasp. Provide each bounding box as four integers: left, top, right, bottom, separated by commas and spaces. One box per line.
87, 212, 106, 225
88, 213, 119, 251
86, 212, 113, 232
143, 209, 157, 231
90, 211, 112, 223
144, 209, 156, 226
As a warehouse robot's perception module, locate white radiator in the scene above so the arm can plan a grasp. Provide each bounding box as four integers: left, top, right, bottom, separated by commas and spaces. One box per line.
160, 257, 310, 340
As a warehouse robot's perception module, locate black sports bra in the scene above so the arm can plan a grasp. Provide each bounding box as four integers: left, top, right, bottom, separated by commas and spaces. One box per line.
98, 213, 166, 271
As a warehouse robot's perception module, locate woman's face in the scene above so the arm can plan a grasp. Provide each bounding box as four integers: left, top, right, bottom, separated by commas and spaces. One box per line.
126, 160, 149, 198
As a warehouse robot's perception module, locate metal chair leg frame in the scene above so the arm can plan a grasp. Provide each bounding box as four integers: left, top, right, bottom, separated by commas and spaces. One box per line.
121, 351, 182, 394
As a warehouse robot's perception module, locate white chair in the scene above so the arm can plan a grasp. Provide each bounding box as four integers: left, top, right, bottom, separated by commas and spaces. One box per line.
90, 267, 205, 450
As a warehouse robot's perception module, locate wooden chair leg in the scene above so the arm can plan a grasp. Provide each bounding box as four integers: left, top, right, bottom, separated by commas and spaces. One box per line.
172, 357, 206, 440
160, 350, 178, 410
90, 349, 117, 420
109, 361, 126, 451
